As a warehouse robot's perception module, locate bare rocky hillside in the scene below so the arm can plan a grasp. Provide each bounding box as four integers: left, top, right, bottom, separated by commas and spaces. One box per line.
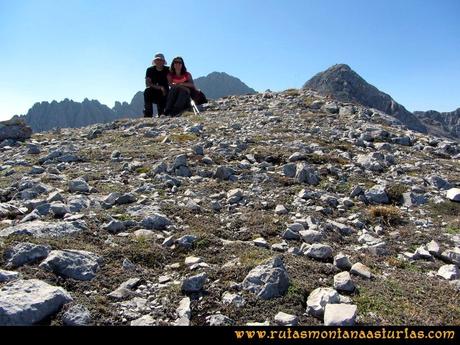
0, 89, 459, 326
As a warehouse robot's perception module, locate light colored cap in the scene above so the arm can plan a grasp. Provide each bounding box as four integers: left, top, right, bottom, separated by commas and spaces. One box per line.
154, 53, 165, 61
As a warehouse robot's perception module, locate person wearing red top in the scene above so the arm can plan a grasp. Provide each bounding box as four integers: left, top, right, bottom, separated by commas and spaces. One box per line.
164, 56, 196, 116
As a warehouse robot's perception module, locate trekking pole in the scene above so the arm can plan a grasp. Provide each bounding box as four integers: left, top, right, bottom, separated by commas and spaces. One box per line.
190, 99, 200, 116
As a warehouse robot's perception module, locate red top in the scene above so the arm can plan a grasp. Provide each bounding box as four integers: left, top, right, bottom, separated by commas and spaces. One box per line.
169, 72, 192, 84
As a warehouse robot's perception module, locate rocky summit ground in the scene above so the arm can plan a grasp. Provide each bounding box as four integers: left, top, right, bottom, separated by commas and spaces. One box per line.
0, 89, 459, 326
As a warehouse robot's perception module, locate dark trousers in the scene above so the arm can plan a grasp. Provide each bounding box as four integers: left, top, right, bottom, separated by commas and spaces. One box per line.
164, 86, 191, 116
144, 87, 167, 117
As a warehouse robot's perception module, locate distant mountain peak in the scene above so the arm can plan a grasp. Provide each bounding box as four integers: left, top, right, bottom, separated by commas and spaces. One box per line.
328, 63, 352, 71
303, 64, 427, 133
195, 72, 256, 100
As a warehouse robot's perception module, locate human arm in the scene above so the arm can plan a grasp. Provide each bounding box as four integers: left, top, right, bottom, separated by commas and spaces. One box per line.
145, 77, 154, 88
174, 72, 195, 89
182, 73, 195, 89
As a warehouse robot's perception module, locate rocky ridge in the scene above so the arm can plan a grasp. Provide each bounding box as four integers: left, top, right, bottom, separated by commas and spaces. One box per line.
12, 72, 256, 133
0, 88, 459, 326
414, 108, 460, 140
303, 64, 427, 134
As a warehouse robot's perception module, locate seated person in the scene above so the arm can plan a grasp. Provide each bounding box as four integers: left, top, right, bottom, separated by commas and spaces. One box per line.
144, 53, 169, 117
164, 57, 196, 116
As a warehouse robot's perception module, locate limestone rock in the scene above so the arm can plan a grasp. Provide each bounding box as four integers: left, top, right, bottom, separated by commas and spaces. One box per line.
306, 287, 340, 318
242, 256, 290, 300
62, 304, 92, 326
350, 262, 372, 279
323, 304, 357, 326
446, 188, 460, 202
181, 273, 207, 293
0, 119, 32, 142
0, 279, 72, 325
39, 250, 102, 281
274, 312, 299, 326
4, 242, 51, 268
0, 220, 86, 238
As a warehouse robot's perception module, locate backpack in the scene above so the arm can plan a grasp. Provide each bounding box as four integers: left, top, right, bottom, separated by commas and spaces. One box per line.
191, 89, 208, 105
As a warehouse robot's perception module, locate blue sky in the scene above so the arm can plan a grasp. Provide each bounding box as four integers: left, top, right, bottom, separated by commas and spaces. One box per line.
0, 0, 459, 120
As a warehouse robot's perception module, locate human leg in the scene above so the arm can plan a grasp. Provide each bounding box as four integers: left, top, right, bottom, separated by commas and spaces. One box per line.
143, 88, 155, 117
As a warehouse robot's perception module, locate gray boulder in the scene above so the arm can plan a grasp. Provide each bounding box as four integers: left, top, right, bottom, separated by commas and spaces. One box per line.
206, 314, 235, 326
425, 175, 452, 190
392, 136, 412, 146
274, 312, 299, 326
131, 315, 156, 326
0, 220, 86, 238
333, 271, 356, 292
334, 253, 352, 270
322, 102, 339, 114
62, 304, 92, 326
402, 192, 428, 207
327, 220, 354, 235
283, 163, 297, 177
441, 249, 460, 266
50, 202, 70, 218
39, 250, 102, 281
115, 193, 137, 205
365, 185, 389, 204
214, 166, 235, 180
68, 178, 90, 193
107, 278, 141, 300
0, 269, 20, 282
446, 188, 460, 202
103, 220, 126, 234
0, 279, 72, 325
300, 230, 323, 243
0, 119, 32, 142
356, 153, 384, 172
350, 262, 372, 279
174, 154, 188, 168
227, 189, 244, 204
306, 287, 340, 317
437, 265, 460, 280
296, 164, 320, 185
222, 292, 246, 307
176, 235, 198, 249
282, 228, 301, 241
175, 165, 192, 177
181, 272, 207, 293
304, 244, 333, 260
176, 297, 191, 320
4, 242, 51, 268
242, 256, 290, 300
323, 304, 357, 326
140, 213, 172, 230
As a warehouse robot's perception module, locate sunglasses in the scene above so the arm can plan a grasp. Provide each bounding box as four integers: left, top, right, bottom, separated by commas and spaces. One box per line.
173, 61, 183, 64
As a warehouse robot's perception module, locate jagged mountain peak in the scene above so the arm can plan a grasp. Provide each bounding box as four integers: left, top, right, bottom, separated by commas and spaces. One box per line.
194, 72, 256, 100
303, 64, 427, 133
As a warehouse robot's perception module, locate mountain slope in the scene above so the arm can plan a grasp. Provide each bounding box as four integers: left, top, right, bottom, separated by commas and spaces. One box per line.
413, 108, 460, 140
0, 89, 459, 326
194, 72, 256, 99
113, 91, 144, 118
303, 64, 427, 133
14, 99, 126, 133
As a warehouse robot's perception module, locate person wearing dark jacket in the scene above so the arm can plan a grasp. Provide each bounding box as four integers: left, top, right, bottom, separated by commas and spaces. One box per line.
144, 53, 170, 117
